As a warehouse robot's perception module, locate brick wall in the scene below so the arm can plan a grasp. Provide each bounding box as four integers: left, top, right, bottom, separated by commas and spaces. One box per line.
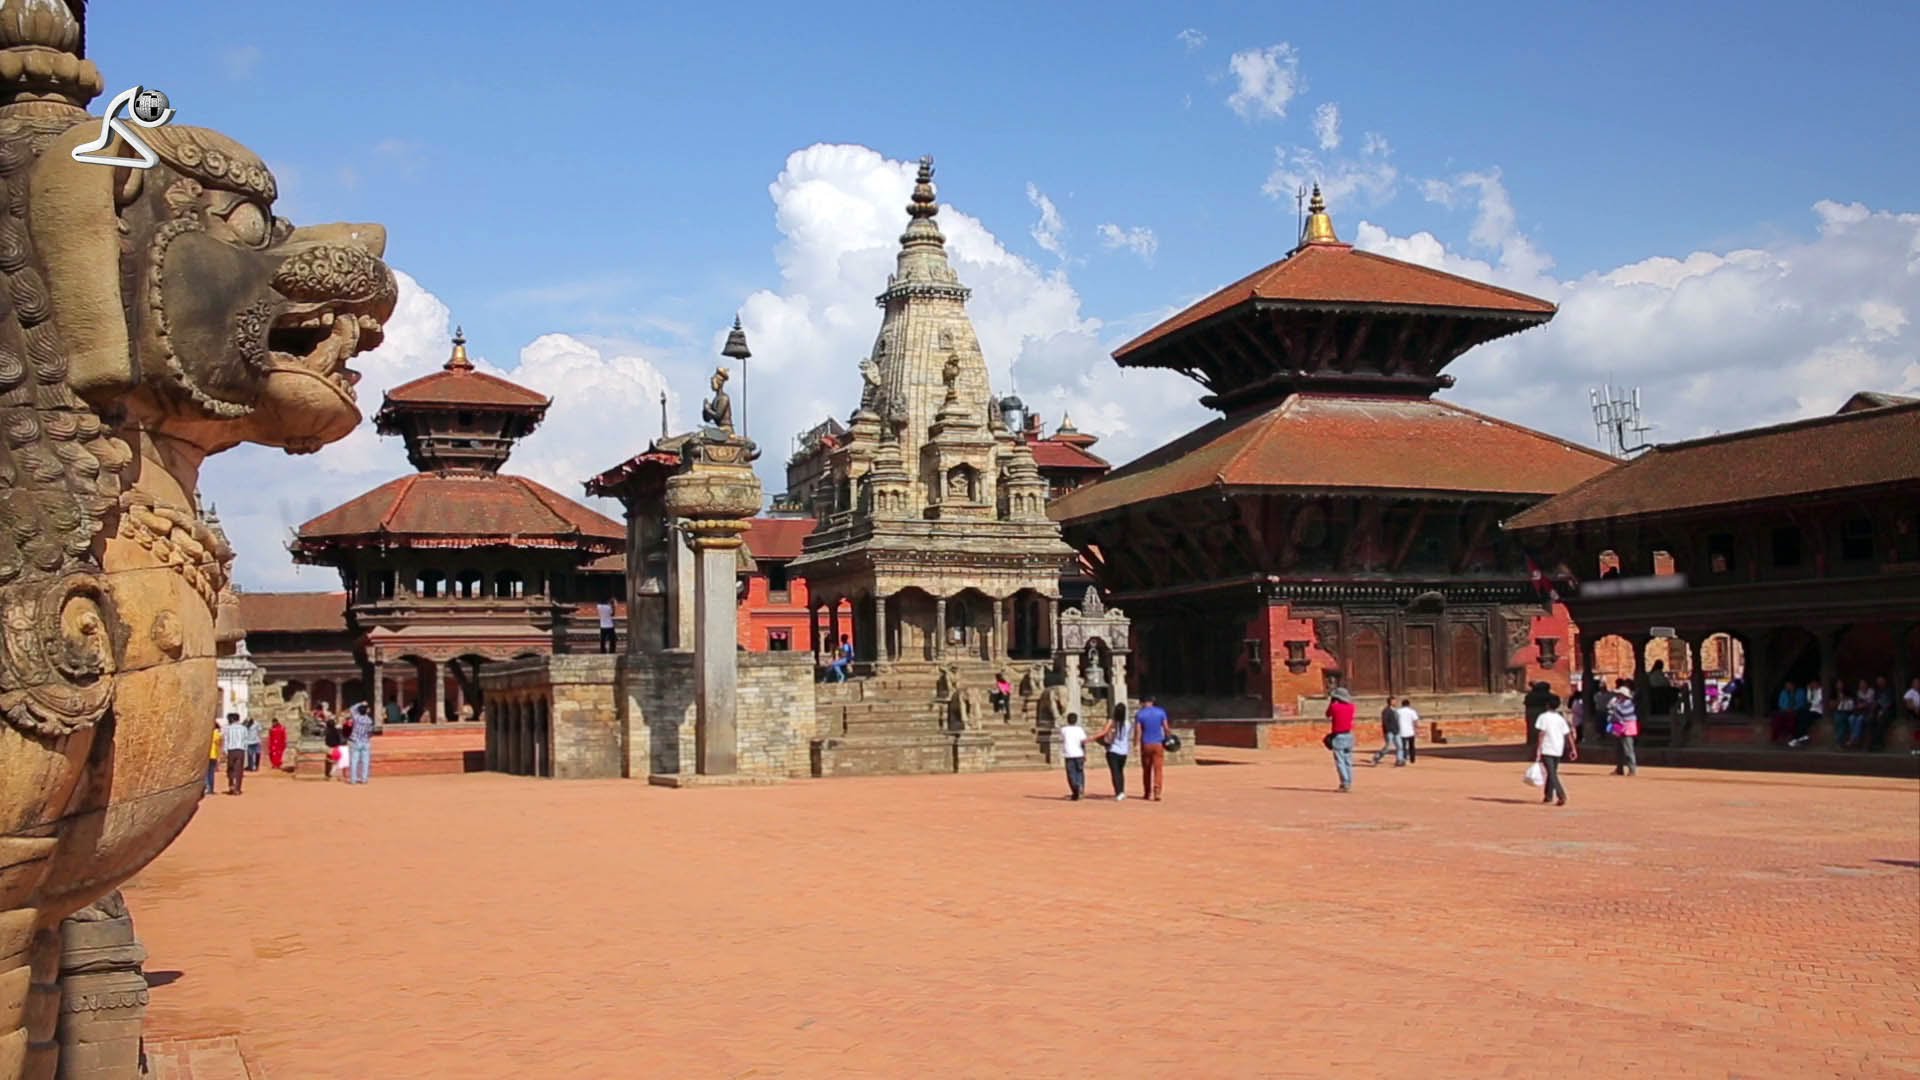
481, 655, 623, 779
736, 652, 814, 779
622, 651, 813, 780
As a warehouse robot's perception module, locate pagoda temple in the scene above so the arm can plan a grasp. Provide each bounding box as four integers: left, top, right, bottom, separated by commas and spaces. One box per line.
786, 158, 1076, 667
287, 329, 624, 723
1050, 189, 1614, 743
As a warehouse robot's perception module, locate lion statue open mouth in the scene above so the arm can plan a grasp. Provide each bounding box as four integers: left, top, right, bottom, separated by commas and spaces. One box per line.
0, 4, 399, 1075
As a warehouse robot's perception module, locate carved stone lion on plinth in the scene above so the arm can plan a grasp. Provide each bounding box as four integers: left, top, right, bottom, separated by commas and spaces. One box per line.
0, 7, 395, 1075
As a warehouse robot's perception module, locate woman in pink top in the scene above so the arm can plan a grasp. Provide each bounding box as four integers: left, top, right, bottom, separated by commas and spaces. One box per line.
1606, 679, 1639, 776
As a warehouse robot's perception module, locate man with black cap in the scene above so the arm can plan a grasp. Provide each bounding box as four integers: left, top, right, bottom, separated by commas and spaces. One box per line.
1326, 687, 1357, 792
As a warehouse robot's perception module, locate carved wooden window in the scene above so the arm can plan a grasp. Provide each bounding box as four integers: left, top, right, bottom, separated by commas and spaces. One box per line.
767, 628, 792, 652
1450, 625, 1487, 692
1349, 627, 1388, 695
1405, 625, 1437, 694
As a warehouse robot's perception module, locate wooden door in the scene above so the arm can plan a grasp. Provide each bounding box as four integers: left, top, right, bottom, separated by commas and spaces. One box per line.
1405, 626, 1437, 694
1349, 627, 1388, 694
1450, 625, 1486, 692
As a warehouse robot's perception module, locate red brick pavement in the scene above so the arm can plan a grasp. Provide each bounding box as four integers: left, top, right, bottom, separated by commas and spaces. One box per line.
126, 749, 1920, 1079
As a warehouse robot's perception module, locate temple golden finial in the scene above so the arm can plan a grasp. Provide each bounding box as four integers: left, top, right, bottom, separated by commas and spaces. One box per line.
1300, 183, 1339, 247
446, 325, 472, 371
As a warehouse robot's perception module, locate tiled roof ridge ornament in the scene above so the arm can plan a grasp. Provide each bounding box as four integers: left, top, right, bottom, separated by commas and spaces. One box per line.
1299, 183, 1339, 248
445, 325, 473, 371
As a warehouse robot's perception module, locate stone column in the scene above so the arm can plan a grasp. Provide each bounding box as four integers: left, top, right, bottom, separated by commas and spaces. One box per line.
934, 597, 947, 662
808, 599, 822, 659
828, 600, 842, 660
416, 658, 439, 723
1063, 651, 1082, 721
665, 433, 763, 778
1684, 634, 1709, 746
667, 520, 697, 650
876, 594, 893, 665
991, 598, 1004, 661
55, 892, 147, 1080
1110, 652, 1130, 711
1579, 636, 1598, 741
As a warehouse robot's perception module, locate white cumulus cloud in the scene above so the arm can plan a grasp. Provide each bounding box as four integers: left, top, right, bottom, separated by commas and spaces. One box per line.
1347, 175, 1920, 449
1097, 223, 1159, 262
1263, 128, 1399, 209
1226, 44, 1303, 121
1026, 182, 1067, 260
1313, 102, 1341, 150
201, 271, 681, 591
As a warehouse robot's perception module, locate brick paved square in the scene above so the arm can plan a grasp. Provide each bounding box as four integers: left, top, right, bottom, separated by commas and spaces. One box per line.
126, 750, 1920, 1079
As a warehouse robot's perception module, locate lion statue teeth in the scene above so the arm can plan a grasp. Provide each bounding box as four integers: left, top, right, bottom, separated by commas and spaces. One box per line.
0, 4, 397, 1076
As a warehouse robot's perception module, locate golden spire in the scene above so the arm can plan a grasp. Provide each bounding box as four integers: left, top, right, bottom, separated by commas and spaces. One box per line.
445, 326, 472, 371
1300, 184, 1339, 247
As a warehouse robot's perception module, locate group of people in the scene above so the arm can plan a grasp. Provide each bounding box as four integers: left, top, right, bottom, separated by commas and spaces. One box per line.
1770, 676, 1915, 751
819, 635, 854, 683
1056, 696, 1174, 801
318, 702, 377, 784
206, 714, 289, 796
1323, 679, 1647, 797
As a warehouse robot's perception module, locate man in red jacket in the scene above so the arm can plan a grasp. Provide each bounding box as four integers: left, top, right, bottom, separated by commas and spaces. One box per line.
1326, 687, 1356, 792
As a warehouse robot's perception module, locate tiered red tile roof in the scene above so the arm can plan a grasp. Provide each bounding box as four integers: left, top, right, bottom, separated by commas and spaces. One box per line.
1051, 394, 1614, 523
1507, 397, 1920, 531
1116, 237, 1556, 362
295, 473, 624, 551
237, 591, 348, 634
378, 329, 550, 412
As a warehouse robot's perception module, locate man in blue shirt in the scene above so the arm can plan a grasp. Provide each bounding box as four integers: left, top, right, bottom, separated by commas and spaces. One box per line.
1134, 695, 1170, 801
347, 702, 375, 784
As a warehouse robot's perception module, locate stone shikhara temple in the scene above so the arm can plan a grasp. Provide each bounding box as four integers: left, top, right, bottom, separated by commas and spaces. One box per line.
477, 159, 1173, 781
786, 157, 1076, 669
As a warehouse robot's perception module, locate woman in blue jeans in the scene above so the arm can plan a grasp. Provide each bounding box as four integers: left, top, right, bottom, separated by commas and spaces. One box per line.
1091, 704, 1134, 801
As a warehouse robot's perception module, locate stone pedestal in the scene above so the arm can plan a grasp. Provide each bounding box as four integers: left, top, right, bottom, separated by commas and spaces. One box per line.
55, 893, 147, 1080
664, 432, 763, 779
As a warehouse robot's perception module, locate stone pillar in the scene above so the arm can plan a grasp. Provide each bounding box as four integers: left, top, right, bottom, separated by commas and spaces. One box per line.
1063, 652, 1082, 721
808, 600, 822, 660
667, 520, 696, 650
1579, 635, 1599, 742
371, 660, 385, 722
415, 658, 438, 723
876, 594, 893, 665
828, 601, 842, 661
55, 892, 147, 1080
1684, 634, 1709, 746
991, 598, 1004, 661
1814, 627, 1841, 744
665, 432, 763, 778
934, 597, 947, 662
1110, 652, 1130, 711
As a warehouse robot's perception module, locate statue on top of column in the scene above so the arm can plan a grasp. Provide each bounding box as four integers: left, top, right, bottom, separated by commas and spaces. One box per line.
701, 367, 734, 433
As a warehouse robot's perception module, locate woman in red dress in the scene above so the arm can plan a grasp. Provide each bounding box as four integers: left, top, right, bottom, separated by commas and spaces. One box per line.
266, 718, 289, 770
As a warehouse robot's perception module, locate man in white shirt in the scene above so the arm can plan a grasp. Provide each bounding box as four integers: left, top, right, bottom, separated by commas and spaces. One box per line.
1534, 695, 1577, 806
596, 600, 616, 654
221, 713, 250, 795
1058, 713, 1088, 801
1395, 699, 1420, 764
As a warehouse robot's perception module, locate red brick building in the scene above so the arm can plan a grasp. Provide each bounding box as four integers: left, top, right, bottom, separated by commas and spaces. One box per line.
1051, 190, 1614, 745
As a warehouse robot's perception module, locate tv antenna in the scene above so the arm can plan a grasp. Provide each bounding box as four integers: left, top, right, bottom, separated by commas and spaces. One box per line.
1589, 383, 1653, 457
1295, 184, 1308, 245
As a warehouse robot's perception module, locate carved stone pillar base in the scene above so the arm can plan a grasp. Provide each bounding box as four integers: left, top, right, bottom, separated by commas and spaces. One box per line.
55, 892, 149, 1080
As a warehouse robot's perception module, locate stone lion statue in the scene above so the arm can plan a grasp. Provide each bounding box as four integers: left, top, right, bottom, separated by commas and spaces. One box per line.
0, 7, 395, 1075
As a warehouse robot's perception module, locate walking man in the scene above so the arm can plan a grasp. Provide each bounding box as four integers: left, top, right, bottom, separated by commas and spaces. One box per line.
1326, 687, 1356, 792
596, 598, 617, 654
221, 712, 248, 795
1394, 698, 1420, 763
1534, 693, 1577, 806
347, 701, 375, 785
1371, 699, 1403, 766
1059, 712, 1087, 800
242, 717, 262, 771
1608, 679, 1639, 776
1134, 695, 1170, 801
1092, 703, 1134, 801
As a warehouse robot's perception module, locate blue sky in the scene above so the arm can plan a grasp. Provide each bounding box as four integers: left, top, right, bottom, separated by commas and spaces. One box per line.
85, 2, 1920, 588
